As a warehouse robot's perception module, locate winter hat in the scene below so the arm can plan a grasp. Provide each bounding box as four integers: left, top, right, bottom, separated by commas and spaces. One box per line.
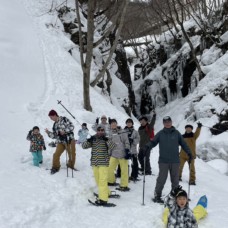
48, 110, 58, 117
126, 118, 134, 125
176, 189, 187, 198
163, 116, 172, 122
138, 116, 148, 121
110, 119, 117, 124
101, 115, 107, 119
185, 124, 193, 129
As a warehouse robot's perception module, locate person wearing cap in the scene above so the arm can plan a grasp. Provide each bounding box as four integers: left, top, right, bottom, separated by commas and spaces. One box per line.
138, 111, 156, 175
124, 118, 140, 181
82, 126, 115, 206
141, 116, 192, 203
77, 123, 89, 144
163, 185, 207, 227
45, 110, 76, 174
92, 115, 110, 136
179, 122, 202, 185
107, 119, 131, 191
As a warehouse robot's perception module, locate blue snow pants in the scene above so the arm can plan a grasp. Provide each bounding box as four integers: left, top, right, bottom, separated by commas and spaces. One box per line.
32, 151, 43, 166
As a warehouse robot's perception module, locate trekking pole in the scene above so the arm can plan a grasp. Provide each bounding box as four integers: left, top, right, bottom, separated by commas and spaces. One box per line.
142, 154, 146, 206
188, 162, 191, 201
57, 100, 75, 119
69, 140, 74, 178
66, 145, 69, 177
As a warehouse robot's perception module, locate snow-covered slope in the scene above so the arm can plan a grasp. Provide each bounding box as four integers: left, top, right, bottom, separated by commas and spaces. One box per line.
0, 0, 228, 227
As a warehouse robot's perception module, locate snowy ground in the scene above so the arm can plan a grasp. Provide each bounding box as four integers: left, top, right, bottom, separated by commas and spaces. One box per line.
0, 0, 228, 227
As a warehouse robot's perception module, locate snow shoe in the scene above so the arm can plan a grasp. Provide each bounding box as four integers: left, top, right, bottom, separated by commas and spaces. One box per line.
116, 186, 130, 192
88, 199, 116, 207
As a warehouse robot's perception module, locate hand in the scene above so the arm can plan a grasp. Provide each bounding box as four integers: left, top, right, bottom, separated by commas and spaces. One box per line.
151, 110, 156, 117
87, 136, 95, 143
102, 136, 108, 142
108, 117, 112, 125
28, 130, 33, 135
45, 128, 50, 134
43, 145, 46, 150
124, 148, 132, 160
96, 117, 99, 124
197, 122, 202, 128
170, 185, 182, 197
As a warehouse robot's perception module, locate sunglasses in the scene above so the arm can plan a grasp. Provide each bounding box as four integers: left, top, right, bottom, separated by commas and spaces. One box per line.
97, 129, 105, 132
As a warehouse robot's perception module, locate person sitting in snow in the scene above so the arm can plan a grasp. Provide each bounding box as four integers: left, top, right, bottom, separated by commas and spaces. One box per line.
179, 122, 202, 185
82, 126, 115, 206
26, 126, 46, 167
77, 123, 89, 144
163, 185, 207, 228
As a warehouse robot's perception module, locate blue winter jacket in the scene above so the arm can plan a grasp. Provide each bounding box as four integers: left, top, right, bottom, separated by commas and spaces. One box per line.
147, 126, 192, 163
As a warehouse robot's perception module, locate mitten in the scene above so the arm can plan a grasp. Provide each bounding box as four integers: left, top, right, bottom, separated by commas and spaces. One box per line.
197, 122, 202, 128
96, 117, 99, 124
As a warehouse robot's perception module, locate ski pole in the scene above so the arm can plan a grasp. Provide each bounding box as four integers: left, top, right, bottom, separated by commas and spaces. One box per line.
142, 154, 146, 206
57, 100, 75, 119
188, 162, 191, 201
66, 145, 69, 177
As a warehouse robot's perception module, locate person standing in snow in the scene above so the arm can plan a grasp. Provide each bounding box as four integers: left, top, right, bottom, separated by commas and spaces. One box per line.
141, 116, 192, 203
124, 118, 140, 181
82, 126, 115, 206
138, 111, 156, 175
92, 115, 110, 136
77, 123, 89, 144
108, 119, 131, 191
45, 110, 76, 174
179, 122, 202, 185
26, 126, 46, 167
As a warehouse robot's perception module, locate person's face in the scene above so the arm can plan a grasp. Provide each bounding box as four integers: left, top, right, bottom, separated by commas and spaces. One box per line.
176, 196, 188, 208
49, 115, 58, 122
101, 117, 107, 123
163, 120, 172, 128
33, 129, 40, 134
185, 127, 192, 133
140, 119, 147, 126
97, 128, 105, 136
126, 122, 133, 128
111, 122, 117, 129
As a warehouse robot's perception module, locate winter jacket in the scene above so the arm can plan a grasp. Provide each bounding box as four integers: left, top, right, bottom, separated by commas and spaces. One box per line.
146, 127, 192, 163
180, 127, 201, 159
124, 126, 140, 155
82, 135, 115, 166
138, 114, 156, 148
27, 132, 45, 152
108, 128, 130, 159
92, 122, 110, 136
47, 116, 75, 143
164, 195, 198, 228
77, 129, 89, 143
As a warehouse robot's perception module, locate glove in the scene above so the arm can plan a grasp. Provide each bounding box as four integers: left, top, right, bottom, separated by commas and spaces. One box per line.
96, 117, 99, 124
124, 148, 132, 160
170, 185, 182, 197
197, 122, 202, 128
140, 145, 150, 157
108, 117, 112, 125
102, 136, 108, 142
43, 145, 46, 150
129, 138, 133, 144
188, 153, 192, 164
87, 136, 95, 143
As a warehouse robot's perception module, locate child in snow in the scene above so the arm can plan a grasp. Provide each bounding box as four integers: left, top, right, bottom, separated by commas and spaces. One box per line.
163, 185, 207, 228
77, 123, 89, 144
27, 126, 46, 167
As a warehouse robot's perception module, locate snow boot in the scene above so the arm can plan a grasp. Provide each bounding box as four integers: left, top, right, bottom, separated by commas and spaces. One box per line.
95, 199, 108, 206
116, 186, 130, 192
189, 181, 196, 185
50, 168, 59, 175
152, 196, 164, 204
108, 182, 119, 186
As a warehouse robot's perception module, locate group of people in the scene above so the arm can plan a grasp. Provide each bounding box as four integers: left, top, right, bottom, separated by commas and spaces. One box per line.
26, 109, 207, 226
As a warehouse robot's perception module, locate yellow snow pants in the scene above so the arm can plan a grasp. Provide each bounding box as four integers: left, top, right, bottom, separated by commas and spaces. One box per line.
108, 157, 129, 187
93, 166, 109, 202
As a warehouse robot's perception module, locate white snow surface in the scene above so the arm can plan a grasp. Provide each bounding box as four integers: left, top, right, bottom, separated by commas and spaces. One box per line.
0, 0, 228, 227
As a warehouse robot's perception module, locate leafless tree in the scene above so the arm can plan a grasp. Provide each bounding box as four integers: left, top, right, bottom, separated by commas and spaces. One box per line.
75, 0, 129, 111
